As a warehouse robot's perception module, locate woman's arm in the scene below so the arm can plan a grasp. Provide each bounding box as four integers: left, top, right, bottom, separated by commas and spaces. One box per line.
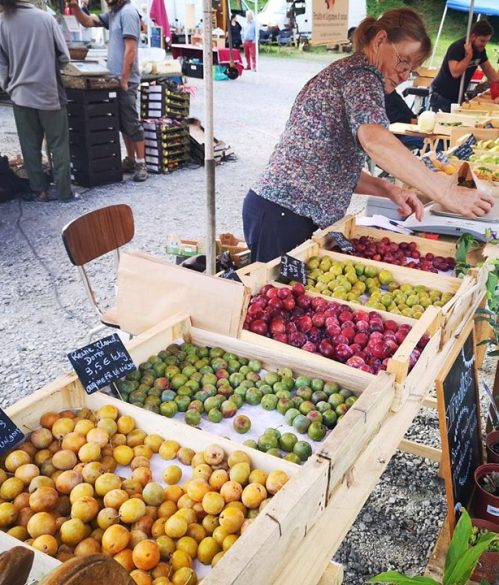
355, 171, 424, 220
357, 124, 494, 218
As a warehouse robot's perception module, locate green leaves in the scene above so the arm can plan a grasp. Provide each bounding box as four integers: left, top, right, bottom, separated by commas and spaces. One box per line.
444, 508, 472, 579
367, 510, 497, 585
367, 572, 439, 584
443, 530, 498, 585
455, 234, 477, 276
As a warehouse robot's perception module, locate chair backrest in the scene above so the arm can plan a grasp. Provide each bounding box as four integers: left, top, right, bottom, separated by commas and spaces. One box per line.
62, 204, 134, 266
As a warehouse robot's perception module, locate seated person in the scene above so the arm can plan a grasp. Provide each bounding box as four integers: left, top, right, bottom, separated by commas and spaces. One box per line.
385, 88, 423, 151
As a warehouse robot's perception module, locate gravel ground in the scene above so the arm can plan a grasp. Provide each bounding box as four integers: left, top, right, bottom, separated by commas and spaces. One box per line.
0, 52, 494, 584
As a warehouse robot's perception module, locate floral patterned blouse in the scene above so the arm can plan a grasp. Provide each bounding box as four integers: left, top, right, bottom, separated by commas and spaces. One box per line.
252, 52, 389, 228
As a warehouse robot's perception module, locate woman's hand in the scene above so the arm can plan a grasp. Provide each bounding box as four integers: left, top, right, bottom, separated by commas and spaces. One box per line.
385, 184, 425, 221
440, 185, 495, 218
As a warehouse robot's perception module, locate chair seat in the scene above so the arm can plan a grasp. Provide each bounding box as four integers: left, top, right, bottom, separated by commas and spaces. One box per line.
101, 306, 120, 328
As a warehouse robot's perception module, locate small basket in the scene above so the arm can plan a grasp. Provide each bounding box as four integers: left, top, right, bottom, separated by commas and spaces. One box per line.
69, 47, 89, 61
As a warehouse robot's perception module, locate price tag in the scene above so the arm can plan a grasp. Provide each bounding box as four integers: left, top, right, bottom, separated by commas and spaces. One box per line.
279, 254, 307, 285
436, 151, 450, 164
453, 134, 477, 160
68, 333, 137, 395
0, 409, 25, 454
219, 267, 243, 283
422, 156, 437, 171
323, 232, 356, 254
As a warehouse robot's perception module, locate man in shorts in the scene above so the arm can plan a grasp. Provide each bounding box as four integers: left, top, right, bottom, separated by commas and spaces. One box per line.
70, 0, 147, 182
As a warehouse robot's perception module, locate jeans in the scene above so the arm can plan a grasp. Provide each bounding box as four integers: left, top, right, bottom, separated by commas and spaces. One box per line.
429, 90, 452, 113
13, 104, 72, 200
242, 190, 318, 262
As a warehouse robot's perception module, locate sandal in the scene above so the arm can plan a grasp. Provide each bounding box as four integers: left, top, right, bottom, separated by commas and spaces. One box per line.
33, 190, 58, 202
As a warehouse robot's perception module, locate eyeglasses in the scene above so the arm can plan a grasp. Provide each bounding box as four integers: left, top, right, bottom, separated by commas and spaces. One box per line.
391, 43, 412, 74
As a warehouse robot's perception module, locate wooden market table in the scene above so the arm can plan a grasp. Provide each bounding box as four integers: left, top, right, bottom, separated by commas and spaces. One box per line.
389, 122, 450, 153
0, 215, 493, 585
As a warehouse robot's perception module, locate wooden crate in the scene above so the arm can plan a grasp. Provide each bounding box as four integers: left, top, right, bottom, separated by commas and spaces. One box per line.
311, 216, 487, 342
2, 314, 397, 585
236, 248, 443, 410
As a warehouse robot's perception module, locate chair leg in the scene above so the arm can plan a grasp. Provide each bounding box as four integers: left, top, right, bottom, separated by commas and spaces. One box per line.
86, 323, 108, 344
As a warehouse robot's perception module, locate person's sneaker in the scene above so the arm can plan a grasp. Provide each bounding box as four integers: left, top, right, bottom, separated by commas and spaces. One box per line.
122, 157, 136, 173
133, 162, 148, 182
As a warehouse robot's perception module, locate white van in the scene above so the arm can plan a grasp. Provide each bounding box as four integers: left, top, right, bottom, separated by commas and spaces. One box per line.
256, 0, 367, 39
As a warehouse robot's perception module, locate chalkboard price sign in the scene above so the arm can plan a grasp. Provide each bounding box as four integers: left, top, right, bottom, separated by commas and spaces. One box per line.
279, 254, 307, 285
219, 267, 243, 283
436, 322, 482, 531
68, 334, 137, 395
324, 232, 356, 254
0, 409, 25, 455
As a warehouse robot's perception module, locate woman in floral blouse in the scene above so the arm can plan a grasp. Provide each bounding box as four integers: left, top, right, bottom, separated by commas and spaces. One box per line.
243, 8, 495, 262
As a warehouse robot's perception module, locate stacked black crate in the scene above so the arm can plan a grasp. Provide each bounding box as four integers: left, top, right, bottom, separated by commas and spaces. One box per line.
142, 119, 191, 174
140, 82, 191, 174
66, 88, 122, 187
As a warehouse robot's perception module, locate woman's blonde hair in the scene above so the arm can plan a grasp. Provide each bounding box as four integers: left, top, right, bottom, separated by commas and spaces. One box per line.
354, 8, 431, 62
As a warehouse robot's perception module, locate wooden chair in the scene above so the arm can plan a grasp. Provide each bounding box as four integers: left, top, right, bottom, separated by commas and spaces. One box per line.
62, 204, 134, 342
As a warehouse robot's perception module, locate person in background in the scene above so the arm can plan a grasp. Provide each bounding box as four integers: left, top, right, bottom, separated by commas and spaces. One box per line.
385, 88, 424, 152
0, 0, 75, 202
243, 10, 256, 71
242, 9, 494, 263
80, 0, 93, 41
69, 0, 148, 182
430, 20, 498, 112
228, 14, 242, 50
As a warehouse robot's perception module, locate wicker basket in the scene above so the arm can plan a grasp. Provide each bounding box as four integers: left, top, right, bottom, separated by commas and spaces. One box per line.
69, 47, 89, 60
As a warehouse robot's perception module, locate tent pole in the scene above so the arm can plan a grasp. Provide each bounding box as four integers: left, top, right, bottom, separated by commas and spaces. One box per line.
255, 0, 259, 72
458, 0, 475, 105
430, 3, 448, 68
203, 0, 216, 276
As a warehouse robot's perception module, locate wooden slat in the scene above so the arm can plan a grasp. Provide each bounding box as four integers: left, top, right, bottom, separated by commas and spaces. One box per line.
240, 329, 375, 391
62, 204, 134, 266
398, 438, 441, 462
191, 328, 370, 393
317, 563, 344, 585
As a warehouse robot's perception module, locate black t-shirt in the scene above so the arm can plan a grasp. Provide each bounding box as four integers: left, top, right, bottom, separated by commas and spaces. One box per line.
432, 37, 488, 102
385, 90, 416, 124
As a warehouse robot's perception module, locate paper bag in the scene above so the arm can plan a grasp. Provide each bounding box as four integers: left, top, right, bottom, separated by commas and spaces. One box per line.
117, 250, 249, 336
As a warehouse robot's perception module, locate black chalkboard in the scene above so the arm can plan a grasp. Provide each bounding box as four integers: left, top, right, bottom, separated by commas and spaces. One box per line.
323, 232, 356, 254
279, 254, 307, 285
436, 324, 483, 531
68, 333, 137, 395
453, 135, 477, 160
0, 409, 25, 455
219, 267, 243, 283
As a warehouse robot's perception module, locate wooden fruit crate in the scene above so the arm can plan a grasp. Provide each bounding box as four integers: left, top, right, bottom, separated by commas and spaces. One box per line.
2, 314, 397, 585
311, 216, 487, 343
236, 253, 442, 412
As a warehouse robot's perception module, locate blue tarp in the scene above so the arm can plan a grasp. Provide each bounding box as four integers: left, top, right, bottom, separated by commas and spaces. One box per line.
446, 0, 499, 17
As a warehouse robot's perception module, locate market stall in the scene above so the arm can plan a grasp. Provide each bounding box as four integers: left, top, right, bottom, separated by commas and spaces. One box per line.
0, 192, 496, 583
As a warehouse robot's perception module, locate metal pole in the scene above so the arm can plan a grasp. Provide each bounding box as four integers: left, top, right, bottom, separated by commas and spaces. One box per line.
429, 3, 448, 68
255, 0, 259, 72
458, 0, 475, 105
203, 0, 216, 275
